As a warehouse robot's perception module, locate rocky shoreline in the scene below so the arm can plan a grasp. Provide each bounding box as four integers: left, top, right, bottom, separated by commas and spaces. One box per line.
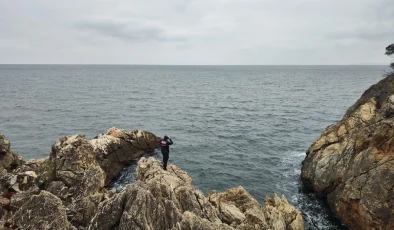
0, 128, 303, 230
301, 74, 394, 230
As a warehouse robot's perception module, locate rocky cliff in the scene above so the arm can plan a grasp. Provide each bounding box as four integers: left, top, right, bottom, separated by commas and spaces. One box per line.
0, 128, 303, 230
301, 74, 394, 230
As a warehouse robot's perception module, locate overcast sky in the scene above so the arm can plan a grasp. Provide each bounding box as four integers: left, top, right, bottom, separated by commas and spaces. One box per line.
0, 0, 393, 65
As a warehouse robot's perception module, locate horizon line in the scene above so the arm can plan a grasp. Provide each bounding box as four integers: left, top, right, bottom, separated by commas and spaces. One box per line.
0, 64, 389, 66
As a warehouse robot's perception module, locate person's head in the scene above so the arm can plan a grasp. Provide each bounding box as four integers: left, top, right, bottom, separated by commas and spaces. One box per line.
163, 135, 169, 141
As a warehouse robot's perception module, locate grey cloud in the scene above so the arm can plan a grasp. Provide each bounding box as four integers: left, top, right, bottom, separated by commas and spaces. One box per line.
330, 29, 394, 42
328, 0, 394, 42
0, 0, 393, 64
75, 20, 187, 42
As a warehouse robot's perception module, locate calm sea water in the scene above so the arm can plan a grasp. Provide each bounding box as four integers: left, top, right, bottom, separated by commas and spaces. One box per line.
0, 65, 389, 229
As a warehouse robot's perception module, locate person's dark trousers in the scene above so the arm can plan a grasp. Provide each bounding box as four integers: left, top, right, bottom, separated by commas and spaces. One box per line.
162, 151, 169, 170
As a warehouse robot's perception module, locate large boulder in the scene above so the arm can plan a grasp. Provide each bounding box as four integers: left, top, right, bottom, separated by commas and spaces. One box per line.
90, 127, 160, 185
89, 157, 220, 230
208, 187, 303, 229
301, 74, 394, 229
11, 190, 75, 230
263, 194, 304, 230
89, 157, 303, 230
48, 134, 106, 227
1, 128, 160, 229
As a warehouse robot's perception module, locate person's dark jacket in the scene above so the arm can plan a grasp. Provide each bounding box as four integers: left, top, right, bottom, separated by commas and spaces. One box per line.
160, 136, 173, 154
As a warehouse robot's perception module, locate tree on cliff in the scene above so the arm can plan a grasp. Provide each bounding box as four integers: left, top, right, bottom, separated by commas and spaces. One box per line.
386, 43, 394, 70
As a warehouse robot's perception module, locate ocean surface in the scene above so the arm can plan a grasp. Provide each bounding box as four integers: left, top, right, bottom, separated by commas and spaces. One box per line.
0, 65, 390, 229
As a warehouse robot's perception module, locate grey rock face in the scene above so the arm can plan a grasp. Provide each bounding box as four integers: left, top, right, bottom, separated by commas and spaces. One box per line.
301, 74, 394, 230
12, 190, 75, 230
90, 127, 160, 186
48, 134, 106, 227
90, 157, 303, 230
0, 129, 303, 230
0, 129, 158, 229
209, 187, 303, 230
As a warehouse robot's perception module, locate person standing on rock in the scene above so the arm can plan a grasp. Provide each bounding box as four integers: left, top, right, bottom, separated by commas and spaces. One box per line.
160, 135, 173, 170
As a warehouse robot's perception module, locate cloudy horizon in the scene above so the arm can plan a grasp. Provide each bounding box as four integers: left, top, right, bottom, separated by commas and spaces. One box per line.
0, 0, 393, 65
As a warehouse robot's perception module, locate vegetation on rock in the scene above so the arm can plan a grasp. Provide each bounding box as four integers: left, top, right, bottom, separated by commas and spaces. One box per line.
386, 43, 394, 72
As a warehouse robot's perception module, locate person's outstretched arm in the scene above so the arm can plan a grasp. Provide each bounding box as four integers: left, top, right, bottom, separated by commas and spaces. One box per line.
167, 138, 173, 145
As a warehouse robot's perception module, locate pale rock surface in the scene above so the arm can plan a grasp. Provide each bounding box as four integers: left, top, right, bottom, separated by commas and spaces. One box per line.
301, 74, 394, 229
48, 134, 106, 227
0, 129, 160, 229
12, 190, 75, 230
89, 157, 303, 230
90, 127, 159, 185
0, 130, 303, 230
209, 187, 303, 230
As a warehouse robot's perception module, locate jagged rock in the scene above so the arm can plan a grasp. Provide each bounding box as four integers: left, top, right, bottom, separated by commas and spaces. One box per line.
208, 187, 260, 226
50, 134, 100, 186
89, 157, 303, 230
11, 190, 75, 230
0, 170, 40, 194
0, 134, 21, 172
0, 138, 40, 195
1, 129, 303, 230
1, 128, 159, 229
263, 194, 304, 230
208, 187, 303, 229
48, 134, 106, 227
171, 211, 233, 230
301, 74, 394, 230
89, 158, 217, 230
90, 127, 160, 186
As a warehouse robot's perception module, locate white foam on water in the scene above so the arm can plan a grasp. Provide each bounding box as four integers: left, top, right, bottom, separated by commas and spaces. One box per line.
277, 150, 345, 230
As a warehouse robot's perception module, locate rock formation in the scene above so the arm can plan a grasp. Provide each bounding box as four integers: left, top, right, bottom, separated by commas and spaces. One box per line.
89, 157, 303, 230
48, 134, 106, 227
0, 128, 158, 230
12, 191, 75, 230
301, 74, 394, 230
0, 134, 21, 173
209, 187, 303, 229
0, 128, 303, 230
90, 127, 159, 186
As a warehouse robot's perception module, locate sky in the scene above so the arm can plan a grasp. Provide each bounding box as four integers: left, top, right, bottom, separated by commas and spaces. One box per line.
0, 0, 393, 65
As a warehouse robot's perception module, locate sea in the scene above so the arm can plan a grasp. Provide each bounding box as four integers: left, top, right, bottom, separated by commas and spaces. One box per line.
0, 65, 390, 229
